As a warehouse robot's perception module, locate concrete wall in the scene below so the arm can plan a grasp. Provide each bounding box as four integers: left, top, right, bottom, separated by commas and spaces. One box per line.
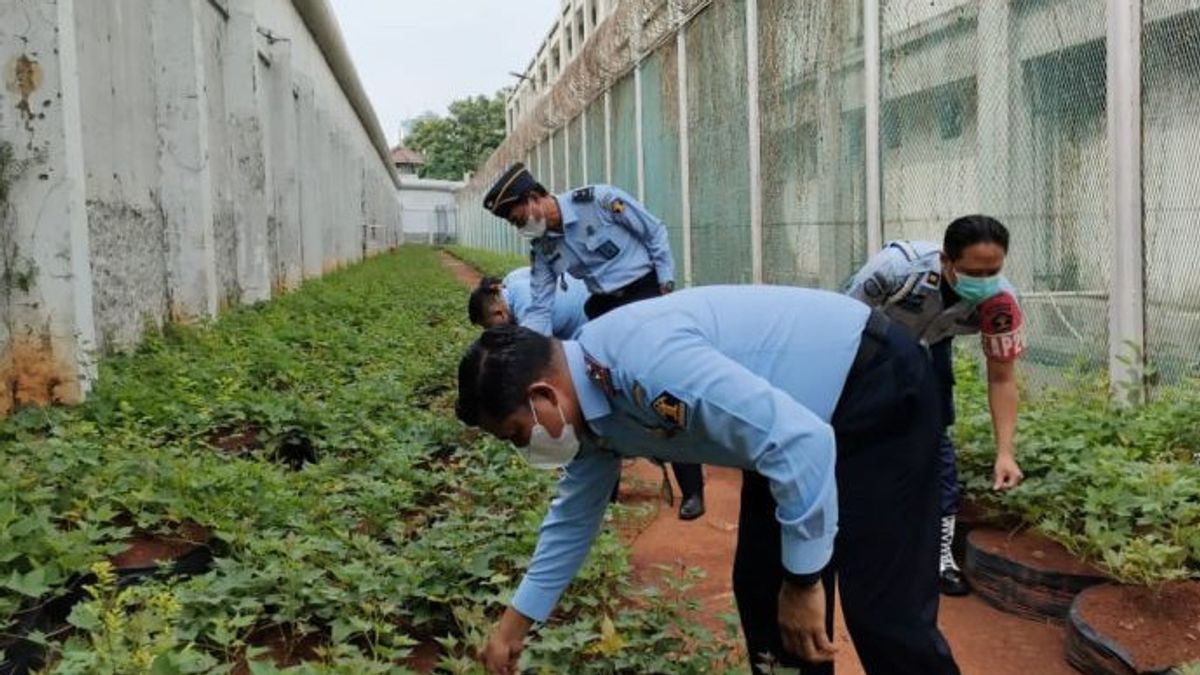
460, 0, 1200, 384
0, 0, 401, 415
397, 177, 462, 244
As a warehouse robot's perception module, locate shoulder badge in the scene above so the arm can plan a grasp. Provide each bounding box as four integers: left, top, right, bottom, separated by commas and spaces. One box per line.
584, 353, 616, 397
573, 186, 594, 202
609, 198, 625, 215
651, 391, 688, 429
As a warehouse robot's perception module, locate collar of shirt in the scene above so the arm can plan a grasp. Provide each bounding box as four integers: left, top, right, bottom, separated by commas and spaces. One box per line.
562, 340, 611, 435
555, 194, 581, 229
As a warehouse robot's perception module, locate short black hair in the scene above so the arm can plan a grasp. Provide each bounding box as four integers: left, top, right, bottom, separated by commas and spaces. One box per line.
943, 215, 1010, 261
456, 325, 555, 427
467, 276, 505, 326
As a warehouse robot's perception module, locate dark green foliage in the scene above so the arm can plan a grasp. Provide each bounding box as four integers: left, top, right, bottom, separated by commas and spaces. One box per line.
1, 246, 740, 673
954, 354, 1200, 585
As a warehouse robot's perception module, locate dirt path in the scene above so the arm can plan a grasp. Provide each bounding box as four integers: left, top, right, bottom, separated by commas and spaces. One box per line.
437, 251, 1075, 674
440, 250, 483, 287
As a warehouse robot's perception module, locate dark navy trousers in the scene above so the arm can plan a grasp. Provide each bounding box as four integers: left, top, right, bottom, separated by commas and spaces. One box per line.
733, 322, 959, 675
929, 338, 960, 516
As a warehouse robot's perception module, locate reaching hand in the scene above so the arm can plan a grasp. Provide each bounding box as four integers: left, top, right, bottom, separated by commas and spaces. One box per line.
778, 579, 836, 663
479, 608, 532, 675
993, 453, 1024, 491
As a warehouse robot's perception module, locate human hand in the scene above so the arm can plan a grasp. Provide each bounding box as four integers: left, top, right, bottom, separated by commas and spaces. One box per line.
778, 579, 836, 663
479, 608, 531, 675
993, 453, 1024, 491
660, 281, 675, 295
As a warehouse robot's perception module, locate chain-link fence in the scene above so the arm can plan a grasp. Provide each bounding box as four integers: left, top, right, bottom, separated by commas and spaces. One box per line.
455, 0, 1200, 386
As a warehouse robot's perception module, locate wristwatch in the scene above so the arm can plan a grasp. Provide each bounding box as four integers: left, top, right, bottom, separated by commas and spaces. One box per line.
783, 569, 822, 588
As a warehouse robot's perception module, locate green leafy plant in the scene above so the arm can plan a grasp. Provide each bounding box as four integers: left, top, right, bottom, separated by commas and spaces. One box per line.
1, 246, 736, 672
953, 350, 1200, 585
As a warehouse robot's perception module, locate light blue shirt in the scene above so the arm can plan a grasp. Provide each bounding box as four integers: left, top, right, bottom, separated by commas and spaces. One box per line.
844, 240, 1020, 347
525, 185, 675, 335
503, 267, 589, 339
510, 285, 868, 622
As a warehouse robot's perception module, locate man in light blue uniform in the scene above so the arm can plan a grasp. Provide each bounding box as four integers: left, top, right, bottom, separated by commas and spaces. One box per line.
467, 267, 590, 340
844, 215, 1026, 596
481, 162, 676, 331
483, 162, 705, 520
457, 286, 959, 675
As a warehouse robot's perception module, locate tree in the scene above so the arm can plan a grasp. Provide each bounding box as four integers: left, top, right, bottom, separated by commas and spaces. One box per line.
405, 89, 509, 181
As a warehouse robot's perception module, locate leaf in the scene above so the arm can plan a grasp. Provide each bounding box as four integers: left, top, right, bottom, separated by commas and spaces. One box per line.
587, 615, 625, 657
3, 567, 50, 598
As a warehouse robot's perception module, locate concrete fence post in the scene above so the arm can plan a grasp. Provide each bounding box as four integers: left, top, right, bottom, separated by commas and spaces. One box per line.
1106, 0, 1146, 402
863, 0, 883, 255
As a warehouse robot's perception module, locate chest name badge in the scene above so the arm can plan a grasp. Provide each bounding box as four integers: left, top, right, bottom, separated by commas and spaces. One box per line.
596, 240, 620, 260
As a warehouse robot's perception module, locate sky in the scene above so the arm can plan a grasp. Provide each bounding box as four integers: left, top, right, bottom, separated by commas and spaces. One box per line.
330, 0, 559, 147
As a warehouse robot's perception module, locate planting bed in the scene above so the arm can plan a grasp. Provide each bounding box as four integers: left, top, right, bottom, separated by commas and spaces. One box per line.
0, 247, 736, 674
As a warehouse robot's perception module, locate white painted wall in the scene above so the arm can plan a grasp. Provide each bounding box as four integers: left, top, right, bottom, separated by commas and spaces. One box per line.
397, 178, 463, 243
0, 0, 401, 412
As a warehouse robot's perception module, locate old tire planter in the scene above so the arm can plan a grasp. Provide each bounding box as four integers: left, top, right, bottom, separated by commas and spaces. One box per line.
964, 528, 1108, 622
1065, 582, 1200, 675
952, 497, 1022, 563
0, 578, 89, 675
109, 522, 215, 583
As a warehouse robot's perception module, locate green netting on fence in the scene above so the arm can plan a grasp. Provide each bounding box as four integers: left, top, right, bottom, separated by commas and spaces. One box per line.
568, 114, 584, 188
759, 0, 865, 289
551, 127, 566, 193
453, 0, 1200, 385
585, 96, 607, 184
880, 0, 1111, 370
534, 139, 547, 185
611, 72, 639, 195
640, 40, 686, 277
1144, 3, 1200, 382
687, 0, 752, 284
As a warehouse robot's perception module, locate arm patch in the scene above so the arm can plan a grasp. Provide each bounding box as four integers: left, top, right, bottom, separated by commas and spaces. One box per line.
978, 292, 1026, 362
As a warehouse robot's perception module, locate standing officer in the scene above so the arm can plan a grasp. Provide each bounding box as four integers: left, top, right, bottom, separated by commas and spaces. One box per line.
456, 286, 960, 675
482, 162, 705, 521
467, 266, 590, 340
844, 214, 1025, 596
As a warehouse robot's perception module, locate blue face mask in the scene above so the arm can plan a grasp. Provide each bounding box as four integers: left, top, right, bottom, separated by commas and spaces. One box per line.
952, 273, 1001, 304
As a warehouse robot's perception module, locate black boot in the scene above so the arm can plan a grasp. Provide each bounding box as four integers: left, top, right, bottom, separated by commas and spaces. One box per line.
678, 493, 705, 521
939, 515, 969, 596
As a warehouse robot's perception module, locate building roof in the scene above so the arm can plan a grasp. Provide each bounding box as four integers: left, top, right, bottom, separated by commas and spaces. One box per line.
390, 146, 426, 166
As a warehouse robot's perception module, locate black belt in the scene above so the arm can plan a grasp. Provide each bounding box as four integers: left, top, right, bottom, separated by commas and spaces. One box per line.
849, 309, 891, 380
603, 270, 658, 299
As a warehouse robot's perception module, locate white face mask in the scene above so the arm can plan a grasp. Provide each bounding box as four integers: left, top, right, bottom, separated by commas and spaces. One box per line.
518, 202, 548, 239
520, 397, 580, 469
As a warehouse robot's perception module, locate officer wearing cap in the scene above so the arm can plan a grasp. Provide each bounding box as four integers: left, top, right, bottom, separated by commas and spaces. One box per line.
844, 214, 1026, 597
483, 162, 705, 520
467, 267, 590, 340
456, 286, 960, 675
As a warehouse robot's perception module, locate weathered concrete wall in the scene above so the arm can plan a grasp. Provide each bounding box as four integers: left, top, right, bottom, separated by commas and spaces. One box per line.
75, 1, 171, 350
0, 0, 401, 412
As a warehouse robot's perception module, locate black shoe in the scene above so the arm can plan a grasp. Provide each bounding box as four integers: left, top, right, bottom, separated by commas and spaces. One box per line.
678, 494, 705, 521
939, 568, 970, 596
